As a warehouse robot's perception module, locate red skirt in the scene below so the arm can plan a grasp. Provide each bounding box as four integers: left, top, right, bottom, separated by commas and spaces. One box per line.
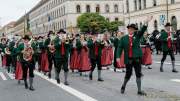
2, 55, 6, 67
79, 47, 91, 72
40, 51, 49, 72
70, 49, 81, 70
15, 61, 23, 80
101, 47, 114, 66
142, 47, 152, 65
116, 51, 125, 68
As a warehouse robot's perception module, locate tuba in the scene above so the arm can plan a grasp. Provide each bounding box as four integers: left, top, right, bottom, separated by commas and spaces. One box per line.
23, 43, 34, 61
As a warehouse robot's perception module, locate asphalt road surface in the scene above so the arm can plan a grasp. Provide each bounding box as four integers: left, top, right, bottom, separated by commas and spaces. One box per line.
0, 55, 180, 101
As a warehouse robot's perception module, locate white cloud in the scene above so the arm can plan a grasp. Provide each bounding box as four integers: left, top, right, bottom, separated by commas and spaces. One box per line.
0, 0, 41, 26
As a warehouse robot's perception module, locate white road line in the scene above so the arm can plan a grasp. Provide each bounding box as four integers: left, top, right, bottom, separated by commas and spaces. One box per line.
35, 71, 98, 101
154, 61, 180, 66
0, 72, 7, 80
6, 72, 15, 80
171, 79, 180, 83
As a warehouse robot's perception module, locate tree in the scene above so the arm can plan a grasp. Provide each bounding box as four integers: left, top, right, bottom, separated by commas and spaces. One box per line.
77, 13, 108, 34
107, 21, 124, 33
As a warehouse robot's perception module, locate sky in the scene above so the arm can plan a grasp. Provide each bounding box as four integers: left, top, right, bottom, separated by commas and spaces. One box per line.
0, 0, 41, 26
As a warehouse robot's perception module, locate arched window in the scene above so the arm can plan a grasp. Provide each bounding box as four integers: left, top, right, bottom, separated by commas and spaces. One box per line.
86, 5, 91, 12
139, 0, 142, 10
114, 4, 118, 13
126, 0, 129, 13
154, 20, 158, 30
171, 16, 177, 31
76, 5, 81, 13
96, 5, 100, 13
143, 0, 146, 9
105, 4, 110, 13
134, 0, 137, 11
171, 0, 175, 4
153, 0, 157, 6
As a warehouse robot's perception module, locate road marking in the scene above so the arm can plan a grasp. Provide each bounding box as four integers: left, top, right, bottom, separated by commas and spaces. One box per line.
6, 72, 15, 80
35, 71, 98, 101
0, 72, 7, 80
154, 61, 180, 66
171, 79, 180, 83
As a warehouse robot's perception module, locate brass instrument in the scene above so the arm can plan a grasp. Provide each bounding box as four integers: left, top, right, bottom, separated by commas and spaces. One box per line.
48, 35, 56, 53
5, 47, 11, 55
23, 43, 34, 61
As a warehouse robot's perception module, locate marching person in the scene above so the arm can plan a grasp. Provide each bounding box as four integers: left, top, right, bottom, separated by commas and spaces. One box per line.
0, 37, 7, 68
113, 32, 126, 72
116, 16, 152, 96
160, 23, 178, 73
45, 31, 56, 79
88, 34, 105, 82
141, 32, 153, 69
17, 35, 35, 91
54, 29, 72, 85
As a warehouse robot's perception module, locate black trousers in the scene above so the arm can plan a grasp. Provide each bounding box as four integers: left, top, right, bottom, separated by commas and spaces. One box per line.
54, 57, 69, 79
125, 58, 142, 79
6, 55, 12, 67
161, 49, 175, 63
21, 60, 35, 79
90, 56, 102, 71
48, 53, 55, 72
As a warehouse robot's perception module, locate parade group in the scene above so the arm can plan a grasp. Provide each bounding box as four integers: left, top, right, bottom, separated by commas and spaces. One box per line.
0, 16, 178, 96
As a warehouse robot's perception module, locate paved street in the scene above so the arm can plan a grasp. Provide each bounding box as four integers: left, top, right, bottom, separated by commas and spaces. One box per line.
0, 55, 180, 101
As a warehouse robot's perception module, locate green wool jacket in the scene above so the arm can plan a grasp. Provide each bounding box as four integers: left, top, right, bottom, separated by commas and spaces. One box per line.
160, 31, 174, 52
116, 25, 147, 64
0, 43, 6, 53
54, 37, 72, 59
87, 39, 105, 59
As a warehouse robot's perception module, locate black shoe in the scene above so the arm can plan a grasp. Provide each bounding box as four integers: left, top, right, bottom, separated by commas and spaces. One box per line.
29, 86, 35, 91
89, 74, 92, 80
18, 80, 21, 84
98, 78, 104, 82
172, 69, 178, 73
114, 68, 116, 72
148, 67, 152, 69
137, 91, 147, 96
48, 73, 51, 79
64, 81, 69, 86
121, 86, 125, 94
25, 83, 28, 89
56, 79, 60, 84
160, 68, 164, 72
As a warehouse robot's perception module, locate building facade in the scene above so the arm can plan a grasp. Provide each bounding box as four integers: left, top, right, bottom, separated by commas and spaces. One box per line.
0, 21, 16, 36
29, 0, 124, 35
124, 0, 180, 33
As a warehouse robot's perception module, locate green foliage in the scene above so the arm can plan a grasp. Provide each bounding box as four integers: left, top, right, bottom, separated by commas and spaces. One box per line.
77, 13, 108, 34
107, 21, 124, 33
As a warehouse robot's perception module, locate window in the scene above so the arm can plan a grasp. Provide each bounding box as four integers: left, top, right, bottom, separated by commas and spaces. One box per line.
154, 20, 158, 30
115, 18, 119, 21
96, 5, 100, 13
134, 0, 137, 11
139, 0, 142, 10
105, 4, 110, 13
76, 5, 81, 13
106, 18, 110, 22
86, 5, 91, 12
126, 0, 129, 13
171, 0, 175, 4
114, 4, 118, 13
153, 0, 157, 6
171, 16, 177, 31
143, 0, 146, 9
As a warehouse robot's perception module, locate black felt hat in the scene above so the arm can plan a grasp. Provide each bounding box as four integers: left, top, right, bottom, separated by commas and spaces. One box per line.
127, 24, 138, 30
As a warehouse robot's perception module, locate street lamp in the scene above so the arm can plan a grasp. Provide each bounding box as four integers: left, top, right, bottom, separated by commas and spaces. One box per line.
166, 0, 169, 23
